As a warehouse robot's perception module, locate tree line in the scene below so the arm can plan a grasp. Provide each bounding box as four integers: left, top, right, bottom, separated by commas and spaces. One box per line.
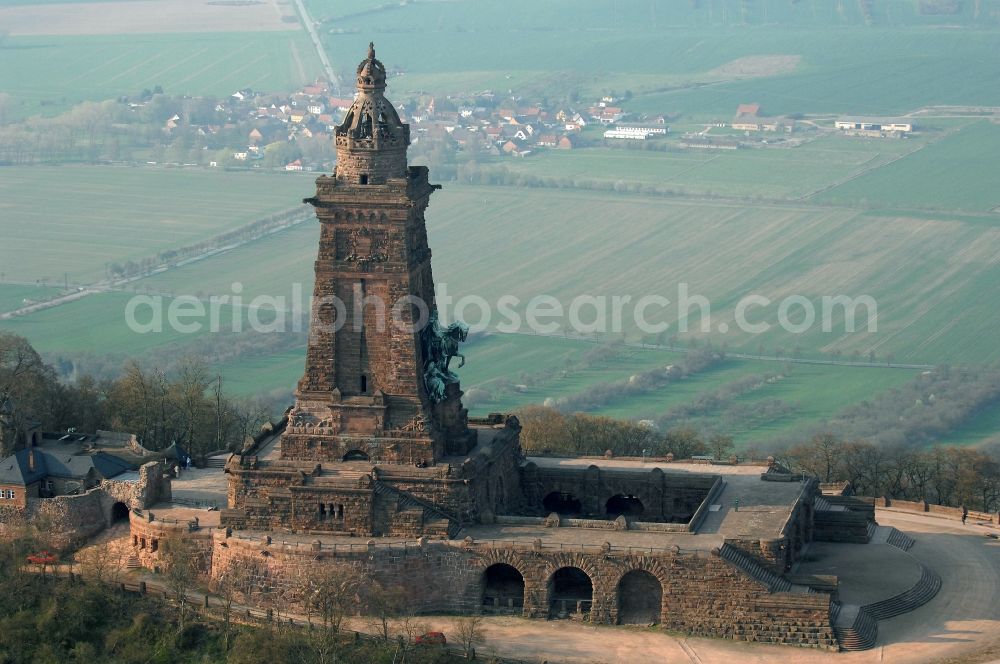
0, 332, 273, 460
518, 405, 735, 461
784, 433, 1000, 513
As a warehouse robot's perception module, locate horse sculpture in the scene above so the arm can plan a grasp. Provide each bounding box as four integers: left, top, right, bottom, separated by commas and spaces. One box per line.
421, 311, 469, 403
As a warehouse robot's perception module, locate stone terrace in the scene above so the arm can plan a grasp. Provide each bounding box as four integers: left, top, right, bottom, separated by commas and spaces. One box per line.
526, 457, 811, 540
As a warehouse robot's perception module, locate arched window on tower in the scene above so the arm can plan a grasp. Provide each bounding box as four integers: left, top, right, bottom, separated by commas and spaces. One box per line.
361, 375, 368, 393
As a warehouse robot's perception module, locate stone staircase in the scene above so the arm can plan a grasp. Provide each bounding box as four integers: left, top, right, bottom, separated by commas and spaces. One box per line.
831, 547, 941, 651
869, 525, 916, 551
886, 528, 916, 551
863, 561, 941, 621
832, 603, 879, 651
718, 543, 799, 593
372, 481, 463, 538
126, 555, 142, 571
814, 495, 834, 512
204, 457, 228, 469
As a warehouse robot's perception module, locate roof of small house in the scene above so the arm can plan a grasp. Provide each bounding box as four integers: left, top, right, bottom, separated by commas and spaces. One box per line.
0, 448, 134, 486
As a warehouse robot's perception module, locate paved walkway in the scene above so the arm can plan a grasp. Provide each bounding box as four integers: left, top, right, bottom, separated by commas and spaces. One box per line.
796, 541, 922, 606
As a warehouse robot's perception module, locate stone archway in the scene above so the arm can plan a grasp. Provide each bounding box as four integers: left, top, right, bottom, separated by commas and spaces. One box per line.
617, 569, 662, 624
549, 566, 593, 619
110, 501, 130, 523
606, 494, 644, 518
342, 449, 370, 462
482, 563, 524, 614
542, 491, 582, 516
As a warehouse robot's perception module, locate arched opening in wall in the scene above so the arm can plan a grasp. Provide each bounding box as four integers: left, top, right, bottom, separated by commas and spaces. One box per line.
606, 494, 644, 519
617, 570, 662, 625
549, 567, 592, 619
482, 563, 524, 614
542, 491, 582, 516
111, 502, 130, 523
342, 450, 370, 462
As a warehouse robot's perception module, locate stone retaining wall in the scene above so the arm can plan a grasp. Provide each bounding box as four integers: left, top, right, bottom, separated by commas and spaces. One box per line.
149, 532, 837, 649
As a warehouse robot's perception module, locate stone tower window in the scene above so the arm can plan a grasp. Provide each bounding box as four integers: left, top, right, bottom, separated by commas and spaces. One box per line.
361, 374, 368, 393
360, 174, 369, 185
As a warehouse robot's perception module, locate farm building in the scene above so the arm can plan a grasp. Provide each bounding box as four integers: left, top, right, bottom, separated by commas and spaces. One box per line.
604, 125, 666, 140
835, 117, 913, 136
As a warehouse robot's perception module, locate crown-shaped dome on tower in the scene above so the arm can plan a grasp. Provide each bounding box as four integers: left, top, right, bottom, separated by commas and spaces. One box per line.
334, 42, 409, 183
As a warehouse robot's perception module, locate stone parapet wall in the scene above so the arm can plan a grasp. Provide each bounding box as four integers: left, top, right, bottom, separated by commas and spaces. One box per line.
102, 461, 171, 509
873, 496, 999, 524
29, 489, 106, 550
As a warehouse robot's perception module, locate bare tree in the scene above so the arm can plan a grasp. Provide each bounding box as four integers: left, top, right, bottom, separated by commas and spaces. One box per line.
75, 538, 128, 585
454, 615, 486, 658
159, 536, 200, 631
213, 553, 267, 649
708, 433, 735, 460
0, 333, 52, 455
361, 577, 406, 642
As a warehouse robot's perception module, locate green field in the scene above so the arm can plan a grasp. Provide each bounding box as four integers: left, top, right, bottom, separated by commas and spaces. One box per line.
207, 331, 919, 448
213, 346, 307, 399
317, 1, 1000, 114
0, 284, 60, 313
118, 182, 1000, 365
0, 166, 316, 283
938, 403, 1000, 448
0, 292, 209, 355
0, 32, 322, 117
492, 134, 923, 200
130, 222, 319, 303
815, 121, 1000, 212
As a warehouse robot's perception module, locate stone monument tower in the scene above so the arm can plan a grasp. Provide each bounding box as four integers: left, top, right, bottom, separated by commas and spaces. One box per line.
281, 44, 475, 465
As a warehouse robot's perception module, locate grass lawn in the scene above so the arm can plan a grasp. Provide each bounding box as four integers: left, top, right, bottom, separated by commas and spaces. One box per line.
0, 166, 316, 284
0, 32, 322, 118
